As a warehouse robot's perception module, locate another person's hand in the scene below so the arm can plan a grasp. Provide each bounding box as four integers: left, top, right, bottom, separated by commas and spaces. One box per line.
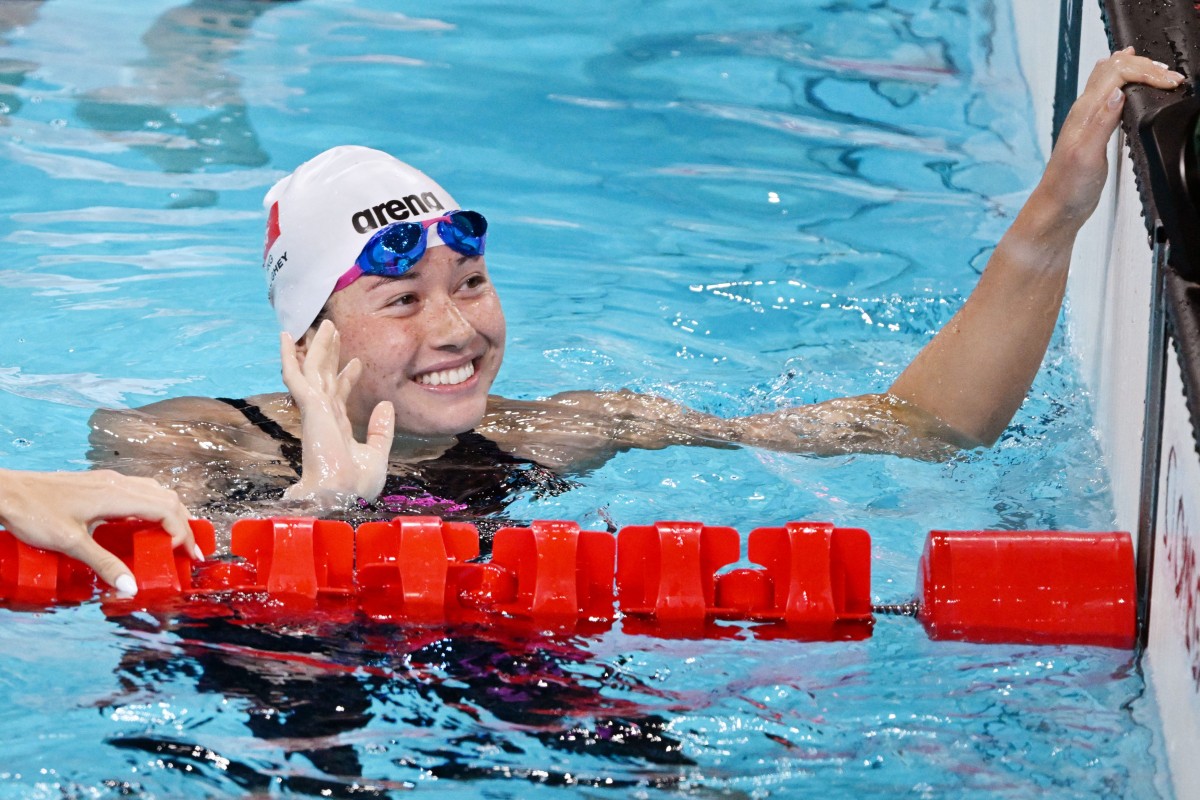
280, 319, 395, 508
0, 468, 198, 595
1042, 47, 1184, 224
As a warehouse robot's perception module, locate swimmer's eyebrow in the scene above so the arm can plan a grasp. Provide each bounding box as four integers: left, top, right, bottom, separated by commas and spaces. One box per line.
362, 273, 419, 292
359, 257, 481, 292
455, 253, 489, 272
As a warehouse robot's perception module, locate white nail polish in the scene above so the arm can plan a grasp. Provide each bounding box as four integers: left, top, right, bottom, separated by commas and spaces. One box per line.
1107, 87, 1124, 109
115, 574, 138, 597
193, 544, 205, 561
1153, 61, 1169, 70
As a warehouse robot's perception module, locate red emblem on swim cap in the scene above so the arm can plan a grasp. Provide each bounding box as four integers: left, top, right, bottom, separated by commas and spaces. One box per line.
264, 201, 281, 260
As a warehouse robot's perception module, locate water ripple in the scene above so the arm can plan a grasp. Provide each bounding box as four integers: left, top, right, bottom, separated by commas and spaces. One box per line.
0, 366, 183, 408
0, 141, 284, 189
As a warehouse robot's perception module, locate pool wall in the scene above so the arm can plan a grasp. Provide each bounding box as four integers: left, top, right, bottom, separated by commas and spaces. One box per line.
1015, 0, 1200, 795
1016, 3, 1150, 538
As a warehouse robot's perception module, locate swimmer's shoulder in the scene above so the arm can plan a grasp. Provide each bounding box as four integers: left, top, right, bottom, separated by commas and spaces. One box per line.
91, 395, 249, 427
86, 396, 249, 468
89, 392, 296, 439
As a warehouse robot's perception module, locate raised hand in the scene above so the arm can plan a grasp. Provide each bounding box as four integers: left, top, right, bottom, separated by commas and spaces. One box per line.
280, 319, 395, 508
1043, 47, 1185, 224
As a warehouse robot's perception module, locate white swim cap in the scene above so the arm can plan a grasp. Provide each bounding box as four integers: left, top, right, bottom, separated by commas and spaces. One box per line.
262, 145, 459, 338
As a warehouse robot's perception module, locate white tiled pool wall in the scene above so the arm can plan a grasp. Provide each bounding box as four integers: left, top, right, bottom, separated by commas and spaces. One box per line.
1014, 1, 1200, 795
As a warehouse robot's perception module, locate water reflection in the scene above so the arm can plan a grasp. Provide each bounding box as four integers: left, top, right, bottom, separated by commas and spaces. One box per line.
102, 614, 692, 794
74, 0, 295, 206
0, 1, 42, 124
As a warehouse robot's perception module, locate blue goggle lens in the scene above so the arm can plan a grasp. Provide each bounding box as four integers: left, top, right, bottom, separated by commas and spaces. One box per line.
358, 210, 487, 276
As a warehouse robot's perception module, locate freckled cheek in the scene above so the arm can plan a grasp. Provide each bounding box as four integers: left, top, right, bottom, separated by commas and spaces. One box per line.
338, 332, 411, 393
471, 295, 506, 343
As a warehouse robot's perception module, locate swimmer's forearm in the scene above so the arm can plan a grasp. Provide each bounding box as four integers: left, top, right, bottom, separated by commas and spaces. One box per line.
518, 390, 962, 459
727, 393, 968, 458
888, 199, 1075, 446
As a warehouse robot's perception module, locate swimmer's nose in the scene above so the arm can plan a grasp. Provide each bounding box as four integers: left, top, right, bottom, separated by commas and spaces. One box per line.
428, 296, 475, 349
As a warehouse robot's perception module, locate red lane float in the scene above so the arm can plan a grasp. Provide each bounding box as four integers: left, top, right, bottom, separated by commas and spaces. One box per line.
491, 519, 616, 623
0, 532, 94, 604
0, 518, 1139, 648
179, 518, 359, 622
354, 517, 617, 629
916, 530, 1136, 648
616, 521, 872, 639
356, 516, 479, 621
95, 519, 217, 598
0, 519, 215, 604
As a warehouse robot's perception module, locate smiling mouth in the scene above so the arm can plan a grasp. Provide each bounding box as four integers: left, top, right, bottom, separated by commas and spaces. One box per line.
415, 361, 476, 387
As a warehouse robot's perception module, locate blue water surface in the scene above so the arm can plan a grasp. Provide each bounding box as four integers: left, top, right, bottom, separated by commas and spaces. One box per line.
0, 1, 1173, 797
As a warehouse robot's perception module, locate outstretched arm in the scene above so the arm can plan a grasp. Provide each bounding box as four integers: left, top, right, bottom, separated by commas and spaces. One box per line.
487, 52, 1185, 470
888, 49, 1184, 446
483, 388, 960, 471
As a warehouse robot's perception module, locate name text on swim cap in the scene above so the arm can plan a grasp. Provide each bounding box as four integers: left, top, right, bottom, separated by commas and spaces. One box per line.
265, 250, 287, 304
266, 250, 288, 282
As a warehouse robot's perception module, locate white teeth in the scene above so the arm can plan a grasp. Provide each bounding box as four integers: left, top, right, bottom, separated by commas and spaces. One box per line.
416, 362, 475, 387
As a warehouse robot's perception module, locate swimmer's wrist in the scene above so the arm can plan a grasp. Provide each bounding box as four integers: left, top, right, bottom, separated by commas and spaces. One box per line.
282, 479, 337, 508
1025, 152, 1109, 231
282, 478, 368, 512
1000, 191, 1085, 269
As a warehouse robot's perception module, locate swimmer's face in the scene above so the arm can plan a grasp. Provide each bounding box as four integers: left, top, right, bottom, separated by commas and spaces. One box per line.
316, 245, 505, 437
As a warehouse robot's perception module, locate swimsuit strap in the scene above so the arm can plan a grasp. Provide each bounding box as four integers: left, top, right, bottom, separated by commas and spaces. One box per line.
216, 397, 304, 474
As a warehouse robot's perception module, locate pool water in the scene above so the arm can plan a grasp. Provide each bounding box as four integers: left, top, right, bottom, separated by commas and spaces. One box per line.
0, 0, 1173, 797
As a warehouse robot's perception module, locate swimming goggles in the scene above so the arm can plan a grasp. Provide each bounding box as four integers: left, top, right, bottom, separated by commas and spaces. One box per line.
334, 209, 487, 292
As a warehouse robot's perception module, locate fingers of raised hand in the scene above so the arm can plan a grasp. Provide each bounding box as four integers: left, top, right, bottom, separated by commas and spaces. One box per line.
1090, 48, 1184, 94
302, 320, 341, 388
1059, 50, 1183, 155
336, 358, 363, 405
280, 332, 306, 393
365, 401, 396, 456
354, 401, 395, 499
283, 321, 345, 402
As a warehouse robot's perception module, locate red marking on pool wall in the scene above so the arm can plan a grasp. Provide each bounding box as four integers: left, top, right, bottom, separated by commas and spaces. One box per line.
1161, 445, 1200, 689
916, 530, 1136, 648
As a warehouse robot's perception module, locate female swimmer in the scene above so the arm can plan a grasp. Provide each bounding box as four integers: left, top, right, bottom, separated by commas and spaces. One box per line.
88, 51, 1184, 516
